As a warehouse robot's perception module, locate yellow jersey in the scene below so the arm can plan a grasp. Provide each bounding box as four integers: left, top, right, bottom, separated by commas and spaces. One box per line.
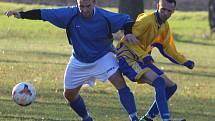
116, 12, 187, 65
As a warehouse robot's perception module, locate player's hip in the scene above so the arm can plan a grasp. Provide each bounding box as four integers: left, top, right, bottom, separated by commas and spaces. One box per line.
118, 56, 164, 83
64, 52, 119, 89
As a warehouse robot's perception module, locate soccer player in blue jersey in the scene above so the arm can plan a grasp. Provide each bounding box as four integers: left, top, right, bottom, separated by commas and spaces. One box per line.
5, 0, 139, 121
116, 0, 194, 121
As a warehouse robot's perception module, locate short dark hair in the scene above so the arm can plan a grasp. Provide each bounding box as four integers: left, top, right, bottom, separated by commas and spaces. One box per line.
166, 0, 176, 6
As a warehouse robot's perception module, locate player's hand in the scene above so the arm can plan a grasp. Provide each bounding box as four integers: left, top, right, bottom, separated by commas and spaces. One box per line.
123, 34, 140, 44
183, 60, 195, 69
4, 11, 21, 18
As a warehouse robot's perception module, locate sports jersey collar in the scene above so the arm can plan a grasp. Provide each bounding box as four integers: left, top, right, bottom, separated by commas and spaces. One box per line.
155, 10, 162, 28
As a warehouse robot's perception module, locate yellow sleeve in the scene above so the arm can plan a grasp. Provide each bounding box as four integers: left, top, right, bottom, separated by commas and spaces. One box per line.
154, 23, 187, 64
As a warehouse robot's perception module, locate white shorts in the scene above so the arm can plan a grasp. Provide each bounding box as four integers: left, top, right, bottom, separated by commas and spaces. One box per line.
64, 52, 119, 89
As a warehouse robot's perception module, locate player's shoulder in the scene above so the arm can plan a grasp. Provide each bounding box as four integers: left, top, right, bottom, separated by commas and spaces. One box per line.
96, 7, 115, 13
42, 6, 78, 15
44, 6, 75, 11
136, 12, 154, 21
60, 6, 78, 13
40, 6, 76, 19
135, 12, 154, 26
66, 6, 79, 10
55, 6, 78, 18
50, 6, 78, 14
95, 7, 118, 17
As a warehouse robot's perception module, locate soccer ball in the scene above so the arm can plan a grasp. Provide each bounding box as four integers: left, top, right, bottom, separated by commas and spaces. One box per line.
12, 82, 36, 106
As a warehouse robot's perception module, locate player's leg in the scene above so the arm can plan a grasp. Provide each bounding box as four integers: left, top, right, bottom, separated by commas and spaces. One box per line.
140, 74, 177, 121
101, 52, 138, 121
64, 87, 92, 121
94, 52, 137, 121
63, 57, 93, 121
138, 67, 170, 121
109, 70, 139, 121
117, 56, 170, 120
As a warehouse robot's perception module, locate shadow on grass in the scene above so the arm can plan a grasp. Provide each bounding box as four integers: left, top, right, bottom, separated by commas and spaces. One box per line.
176, 39, 215, 46
0, 49, 70, 65
0, 115, 75, 121
164, 69, 215, 78
173, 33, 215, 46
2, 49, 70, 57
153, 62, 215, 78
0, 59, 67, 65
157, 61, 215, 70
171, 111, 215, 120
1, 90, 215, 121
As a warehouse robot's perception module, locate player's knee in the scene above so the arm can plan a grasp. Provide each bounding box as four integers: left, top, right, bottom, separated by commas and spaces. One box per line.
112, 80, 127, 90
63, 90, 79, 102
152, 77, 165, 88
170, 84, 177, 93
166, 84, 177, 98
109, 71, 127, 89
174, 84, 177, 90
63, 90, 71, 101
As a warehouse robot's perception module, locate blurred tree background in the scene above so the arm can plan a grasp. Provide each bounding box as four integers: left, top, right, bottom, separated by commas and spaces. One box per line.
118, 0, 144, 19
209, 0, 215, 33
0, 0, 214, 34
0, 0, 210, 11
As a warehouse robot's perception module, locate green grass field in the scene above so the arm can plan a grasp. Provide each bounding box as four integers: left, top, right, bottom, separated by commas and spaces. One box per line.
0, 2, 215, 121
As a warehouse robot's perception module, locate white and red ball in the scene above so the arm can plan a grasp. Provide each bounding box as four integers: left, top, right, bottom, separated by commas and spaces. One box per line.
12, 82, 36, 106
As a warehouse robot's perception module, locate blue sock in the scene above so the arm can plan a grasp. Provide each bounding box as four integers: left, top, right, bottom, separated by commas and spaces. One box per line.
146, 84, 177, 118
151, 77, 170, 119
83, 117, 93, 121
69, 95, 90, 120
118, 86, 137, 117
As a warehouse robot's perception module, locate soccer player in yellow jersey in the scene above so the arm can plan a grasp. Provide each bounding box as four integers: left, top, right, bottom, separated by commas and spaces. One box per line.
116, 0, 194, 121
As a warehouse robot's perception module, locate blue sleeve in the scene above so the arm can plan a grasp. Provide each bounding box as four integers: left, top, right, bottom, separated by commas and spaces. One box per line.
41, 7, 78, 29
101, 9, 133, 33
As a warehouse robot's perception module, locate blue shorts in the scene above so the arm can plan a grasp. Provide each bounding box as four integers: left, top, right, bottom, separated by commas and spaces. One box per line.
118, 57, 164, 82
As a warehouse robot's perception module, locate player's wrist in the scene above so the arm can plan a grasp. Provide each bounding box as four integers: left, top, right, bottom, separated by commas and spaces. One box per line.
15, 12, 21, 19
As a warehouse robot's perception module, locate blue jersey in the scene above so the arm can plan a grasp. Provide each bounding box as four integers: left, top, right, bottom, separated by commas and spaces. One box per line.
40, 6, 132, 63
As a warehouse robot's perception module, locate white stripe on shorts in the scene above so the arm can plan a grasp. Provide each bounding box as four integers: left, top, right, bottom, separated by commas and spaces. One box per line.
64, 52, 119, 89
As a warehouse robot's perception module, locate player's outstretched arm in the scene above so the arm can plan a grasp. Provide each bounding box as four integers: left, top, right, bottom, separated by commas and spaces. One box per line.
5, 10, 42, 20
4, 11, 21, 18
